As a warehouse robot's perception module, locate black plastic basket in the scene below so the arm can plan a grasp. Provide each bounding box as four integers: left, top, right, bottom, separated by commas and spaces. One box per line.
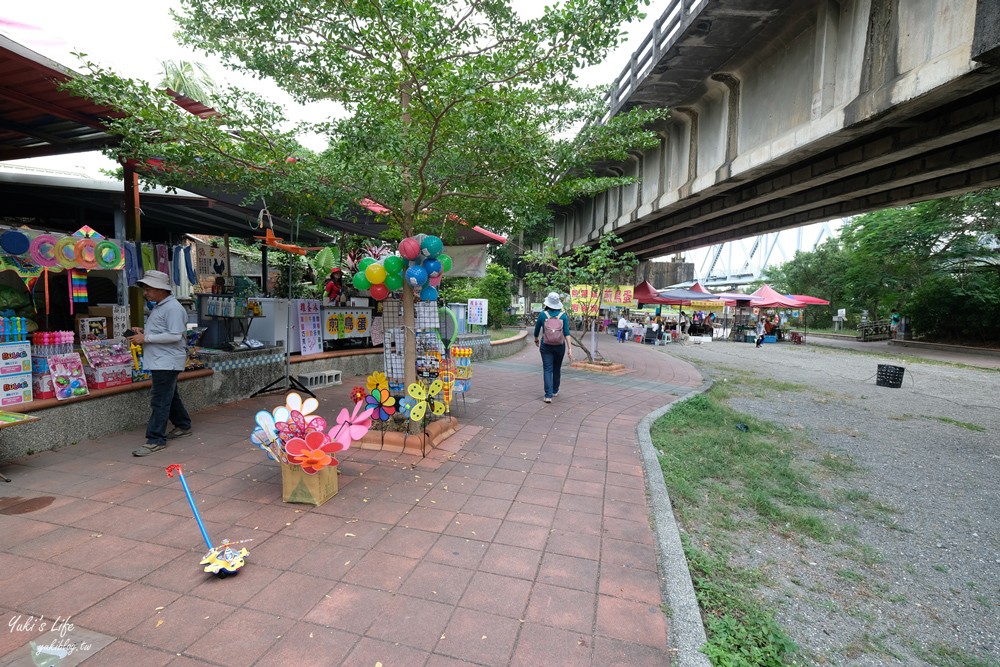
876, 364, 904, 388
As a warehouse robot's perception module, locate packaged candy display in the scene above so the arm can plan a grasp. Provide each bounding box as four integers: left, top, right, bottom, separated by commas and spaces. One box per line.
80, 338, 133, 368
47, 352, 90, 400
80, 339, 134, 389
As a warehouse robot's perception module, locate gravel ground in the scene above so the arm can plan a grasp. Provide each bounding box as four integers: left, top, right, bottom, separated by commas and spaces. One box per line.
666, 340, 999, 666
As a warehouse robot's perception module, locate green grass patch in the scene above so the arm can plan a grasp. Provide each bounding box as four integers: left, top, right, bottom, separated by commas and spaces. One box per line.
684, 539, 800, 666
922, 415, 986, 432
652, 393, 830, 539
487, 328, 522, 341
919, 642, 995, 667
652, 391, 843, 664
819, 453, 861, 474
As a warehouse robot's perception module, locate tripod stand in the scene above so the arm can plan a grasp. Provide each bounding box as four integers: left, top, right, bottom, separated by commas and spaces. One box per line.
251, 221, 315, 399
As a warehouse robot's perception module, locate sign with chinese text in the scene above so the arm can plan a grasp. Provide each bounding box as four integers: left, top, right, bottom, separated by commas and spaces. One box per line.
569, 285, 636, 315
467, 299, 488, 326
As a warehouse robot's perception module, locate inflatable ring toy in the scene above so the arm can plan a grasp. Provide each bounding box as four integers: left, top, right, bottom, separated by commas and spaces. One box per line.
94, 240, 122, 270
55, 236, 78, 269
75, 238, 98, 269
29, 234, 59, 268
0, 230, 30, 255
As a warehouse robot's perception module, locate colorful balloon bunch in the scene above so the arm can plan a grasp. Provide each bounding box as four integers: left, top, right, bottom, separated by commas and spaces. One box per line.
351, 234, 453, 302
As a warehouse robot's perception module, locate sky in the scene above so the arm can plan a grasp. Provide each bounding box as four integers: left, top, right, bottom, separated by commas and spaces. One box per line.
1, 1, 837, 273
2, 0, 660, 167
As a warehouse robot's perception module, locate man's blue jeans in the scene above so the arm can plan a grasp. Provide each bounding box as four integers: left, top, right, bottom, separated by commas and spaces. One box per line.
539, 342, 565, 398
146, 370, 192, 445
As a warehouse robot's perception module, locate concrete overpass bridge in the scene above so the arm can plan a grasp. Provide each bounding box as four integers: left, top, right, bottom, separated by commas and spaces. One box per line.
549, 0, 1000, 261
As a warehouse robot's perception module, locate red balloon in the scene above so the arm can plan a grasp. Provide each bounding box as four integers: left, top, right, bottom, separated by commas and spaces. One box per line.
399, 237, 421, 260
370, 283, 389, 300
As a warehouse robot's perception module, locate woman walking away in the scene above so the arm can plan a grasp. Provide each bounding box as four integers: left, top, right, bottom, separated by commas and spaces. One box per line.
534, 292, 573, 403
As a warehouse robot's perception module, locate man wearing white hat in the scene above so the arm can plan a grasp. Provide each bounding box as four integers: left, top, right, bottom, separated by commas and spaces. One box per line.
126, 270, 193, 456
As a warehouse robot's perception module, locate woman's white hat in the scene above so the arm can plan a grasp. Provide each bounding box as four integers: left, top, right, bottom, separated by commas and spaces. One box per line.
543, 292, 563, 310
137, 270, 173, 292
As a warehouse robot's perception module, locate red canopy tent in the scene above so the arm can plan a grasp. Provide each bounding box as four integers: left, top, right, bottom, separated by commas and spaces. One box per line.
791, 294, 830, 305
689, 281, 710, 293
633, 281, 676, 305
750, 284, 807, 308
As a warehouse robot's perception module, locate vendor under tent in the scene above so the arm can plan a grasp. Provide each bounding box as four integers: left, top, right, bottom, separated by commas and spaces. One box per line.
788, 294, 830, 342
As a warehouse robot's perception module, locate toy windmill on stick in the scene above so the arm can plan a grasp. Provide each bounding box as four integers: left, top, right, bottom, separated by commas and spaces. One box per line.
166, 464, 250, 578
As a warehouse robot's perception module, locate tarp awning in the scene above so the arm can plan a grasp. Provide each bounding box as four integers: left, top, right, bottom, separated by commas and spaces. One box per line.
750, 284, 807, 308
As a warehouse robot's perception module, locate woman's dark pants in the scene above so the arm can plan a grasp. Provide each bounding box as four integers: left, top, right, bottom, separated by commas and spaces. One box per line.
539, 342, 565, 398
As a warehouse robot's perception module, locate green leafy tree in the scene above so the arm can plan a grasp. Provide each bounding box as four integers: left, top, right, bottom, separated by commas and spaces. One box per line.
64, 0, 666, 390
477, 264, 516, 330
158, 60, 217, 103
523, 234, 637, 361
440, 263, 516, 330
764, 187, 1000, 341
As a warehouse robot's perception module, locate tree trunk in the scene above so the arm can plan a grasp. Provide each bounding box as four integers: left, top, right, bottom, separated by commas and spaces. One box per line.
399, 54, 421, 435
570, 334, 593, 363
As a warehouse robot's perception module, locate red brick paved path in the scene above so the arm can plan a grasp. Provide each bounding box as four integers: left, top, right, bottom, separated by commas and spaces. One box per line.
1, 338, 701, 666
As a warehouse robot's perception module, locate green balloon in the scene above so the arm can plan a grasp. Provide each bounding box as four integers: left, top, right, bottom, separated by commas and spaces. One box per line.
358, 257, 375, 271
439, 253, 453, 273
383, 255, 405, 274
384, 272, 404, 291
353, 272, 371, 290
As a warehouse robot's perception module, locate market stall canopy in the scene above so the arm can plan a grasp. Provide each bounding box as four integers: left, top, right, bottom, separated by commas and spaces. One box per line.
0, 34, 213, 161
656, 287, 726, 305
358, 198, 508, 246
750, 284, 806, 308
0, 169, 333, 243
689, 281, 710, 293
633, 280, 675, 305
790, 294, 830, 305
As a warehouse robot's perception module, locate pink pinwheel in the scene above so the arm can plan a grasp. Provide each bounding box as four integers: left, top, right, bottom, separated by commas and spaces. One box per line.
284, 431, 343, 474
276, 410, 327, 442
328, 402, 374, 448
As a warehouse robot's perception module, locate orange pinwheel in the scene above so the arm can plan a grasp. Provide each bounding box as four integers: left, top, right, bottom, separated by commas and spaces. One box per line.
284, 431, 344, 474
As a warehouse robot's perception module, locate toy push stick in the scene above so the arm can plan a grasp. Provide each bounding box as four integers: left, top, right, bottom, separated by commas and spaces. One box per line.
165, 464, 249, 577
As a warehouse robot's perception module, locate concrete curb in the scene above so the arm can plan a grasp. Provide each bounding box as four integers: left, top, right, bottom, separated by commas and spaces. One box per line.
636, 378, 714, 667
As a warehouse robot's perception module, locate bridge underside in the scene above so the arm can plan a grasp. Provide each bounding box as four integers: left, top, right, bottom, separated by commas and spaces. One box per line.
551, 0, 1000, 261
621, 77, 1000, 259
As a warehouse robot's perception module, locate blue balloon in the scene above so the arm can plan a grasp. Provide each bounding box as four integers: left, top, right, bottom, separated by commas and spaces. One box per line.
405, 265, 428, 288
422, 258, 442, 278
420, 285, 439, 302
420, 235, 444, 259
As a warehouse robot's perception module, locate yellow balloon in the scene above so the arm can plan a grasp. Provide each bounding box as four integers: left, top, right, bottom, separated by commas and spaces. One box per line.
365, 262, 387, 284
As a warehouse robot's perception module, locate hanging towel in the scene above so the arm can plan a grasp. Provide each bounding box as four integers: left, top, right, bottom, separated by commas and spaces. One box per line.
172, 244, 183, 286
156, 244, 169, 274
141, 243, 156, 272
122, 241, 140, 286
184, 244, 197, 283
